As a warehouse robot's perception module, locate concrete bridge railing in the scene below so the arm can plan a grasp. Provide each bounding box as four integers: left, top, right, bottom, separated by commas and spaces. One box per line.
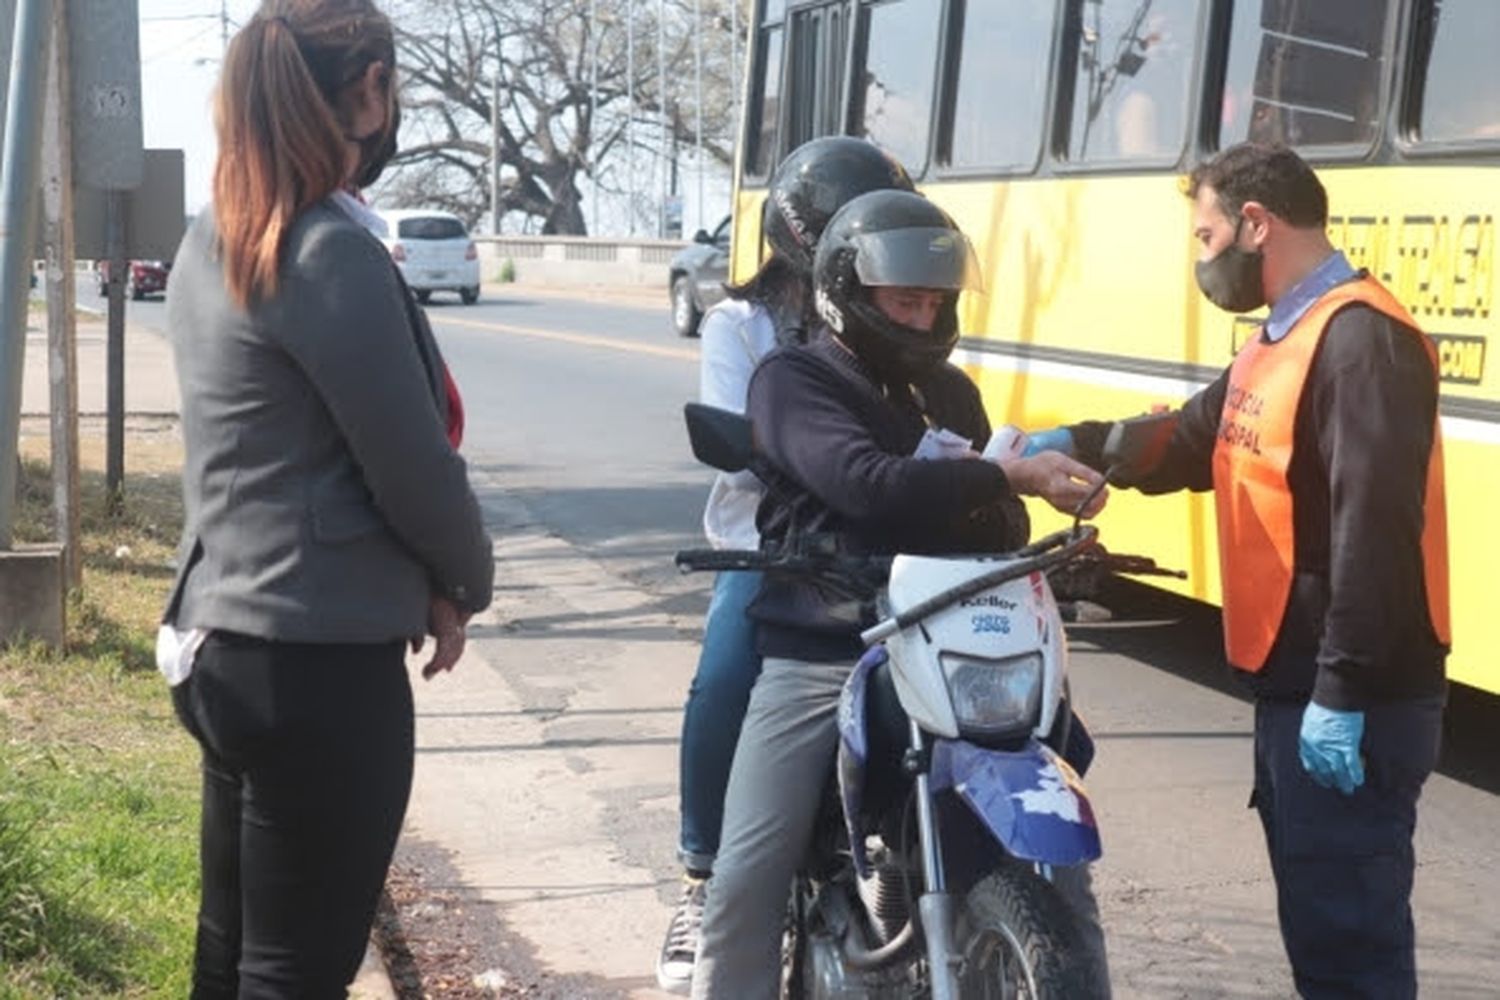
475, 235, 689, 288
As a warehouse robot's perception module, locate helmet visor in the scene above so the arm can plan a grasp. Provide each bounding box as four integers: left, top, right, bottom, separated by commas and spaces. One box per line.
850, 228, 985, 293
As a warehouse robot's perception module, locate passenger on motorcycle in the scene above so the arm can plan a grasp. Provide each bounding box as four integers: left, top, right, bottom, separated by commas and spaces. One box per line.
659, 137, 916, 993
690, 189, 1111, 999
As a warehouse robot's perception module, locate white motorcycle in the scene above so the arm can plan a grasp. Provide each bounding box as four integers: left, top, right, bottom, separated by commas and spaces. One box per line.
679, 405, 1178, 998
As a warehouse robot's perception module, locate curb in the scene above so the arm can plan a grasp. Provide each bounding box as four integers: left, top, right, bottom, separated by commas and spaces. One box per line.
349, 939, 400, 1000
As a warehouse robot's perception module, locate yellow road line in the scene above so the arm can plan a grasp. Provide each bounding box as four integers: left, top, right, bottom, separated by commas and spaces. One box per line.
433, 314, 699, 363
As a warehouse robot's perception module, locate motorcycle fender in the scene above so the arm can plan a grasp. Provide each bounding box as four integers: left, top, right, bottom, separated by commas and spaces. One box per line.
930, 739, 1101, 867
836, 644, 887, 879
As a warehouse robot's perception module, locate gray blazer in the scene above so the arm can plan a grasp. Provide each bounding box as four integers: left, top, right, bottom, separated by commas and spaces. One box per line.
163, 200, 494, 642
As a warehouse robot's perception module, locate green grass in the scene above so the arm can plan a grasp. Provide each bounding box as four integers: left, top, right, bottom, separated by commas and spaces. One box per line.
1, 441, 199, 998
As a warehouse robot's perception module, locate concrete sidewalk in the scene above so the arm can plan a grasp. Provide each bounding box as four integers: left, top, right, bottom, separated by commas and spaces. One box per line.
19, 312, 180, 419
395, 479, 691, 998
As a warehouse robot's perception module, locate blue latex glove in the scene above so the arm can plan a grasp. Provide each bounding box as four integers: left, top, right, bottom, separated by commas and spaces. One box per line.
1298, 701, 1366, 795
1021, 427, 1075, 458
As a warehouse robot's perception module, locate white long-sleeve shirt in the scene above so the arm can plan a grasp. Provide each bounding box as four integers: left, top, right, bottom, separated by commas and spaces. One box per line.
698, 298, 781, 551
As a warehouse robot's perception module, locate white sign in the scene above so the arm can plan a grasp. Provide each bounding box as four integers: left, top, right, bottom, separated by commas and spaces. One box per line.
69, 0, 143, 191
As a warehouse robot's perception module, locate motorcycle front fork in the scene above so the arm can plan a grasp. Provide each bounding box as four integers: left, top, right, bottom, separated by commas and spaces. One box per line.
909, 721, 963, 1000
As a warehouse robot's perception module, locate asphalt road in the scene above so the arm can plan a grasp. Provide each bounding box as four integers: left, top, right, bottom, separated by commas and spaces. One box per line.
119, 285, 1500, 998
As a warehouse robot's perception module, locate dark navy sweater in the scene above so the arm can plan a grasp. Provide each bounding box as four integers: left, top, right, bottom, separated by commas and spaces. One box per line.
746, 336, 1030, 663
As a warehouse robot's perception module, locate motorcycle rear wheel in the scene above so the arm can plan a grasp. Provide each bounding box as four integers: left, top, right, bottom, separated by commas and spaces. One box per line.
955, 860, 1100, 999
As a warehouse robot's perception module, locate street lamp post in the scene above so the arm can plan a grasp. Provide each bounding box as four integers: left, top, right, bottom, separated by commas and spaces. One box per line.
657, 0, 667, 238
491, 62, 502, 235
589, 0, 599, 236
694, 0, 702, 232
0, 0, 56, 544
626, 0, 636, 236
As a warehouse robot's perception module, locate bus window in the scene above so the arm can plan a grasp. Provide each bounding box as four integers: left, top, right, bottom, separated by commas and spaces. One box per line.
1407, 0, 1500, 144
1218, 0, 1390, 149
786, 2, 849, 151
1062, 0, 1201, 163
941, 0, 1057, 171
854, 0, 943, 174
746, 21, 787, 178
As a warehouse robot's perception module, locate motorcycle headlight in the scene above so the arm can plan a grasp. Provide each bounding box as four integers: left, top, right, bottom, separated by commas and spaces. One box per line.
941, 652, 1043, 738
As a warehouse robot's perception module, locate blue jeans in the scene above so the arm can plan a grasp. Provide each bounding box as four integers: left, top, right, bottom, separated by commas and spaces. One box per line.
678, 570, 763, 872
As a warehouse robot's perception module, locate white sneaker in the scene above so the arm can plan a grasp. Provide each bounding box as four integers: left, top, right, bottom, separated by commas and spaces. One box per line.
655, 874, 708, 994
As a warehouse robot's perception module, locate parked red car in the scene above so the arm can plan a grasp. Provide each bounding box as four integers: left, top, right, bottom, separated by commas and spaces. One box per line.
96, 259, 171, 300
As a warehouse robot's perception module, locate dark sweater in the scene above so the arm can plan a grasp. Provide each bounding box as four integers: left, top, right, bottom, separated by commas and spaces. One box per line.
1071, 303, 1447, 708
747, 336, 1030, 662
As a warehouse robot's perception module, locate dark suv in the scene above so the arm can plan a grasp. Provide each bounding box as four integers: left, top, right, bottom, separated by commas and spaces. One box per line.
667, 215, 731, 337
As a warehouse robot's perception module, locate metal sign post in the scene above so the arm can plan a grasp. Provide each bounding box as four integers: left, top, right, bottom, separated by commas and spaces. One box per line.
0, 0, 56, 546
68, 0, 141, 508
104, 189, 126, 509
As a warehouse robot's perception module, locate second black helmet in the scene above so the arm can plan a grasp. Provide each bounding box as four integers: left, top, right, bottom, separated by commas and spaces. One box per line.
762, 137, 914, 276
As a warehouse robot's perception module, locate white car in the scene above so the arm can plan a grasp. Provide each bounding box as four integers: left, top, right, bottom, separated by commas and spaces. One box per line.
375, 209, 482, 305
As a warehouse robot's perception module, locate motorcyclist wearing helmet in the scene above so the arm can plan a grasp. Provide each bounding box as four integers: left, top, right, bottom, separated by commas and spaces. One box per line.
658, 137, 915, 993
690, 189, 1110, 998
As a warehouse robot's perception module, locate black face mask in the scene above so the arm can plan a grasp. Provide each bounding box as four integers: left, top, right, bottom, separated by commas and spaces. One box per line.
1194, 217, 1265, 314
353, 98, 400, 190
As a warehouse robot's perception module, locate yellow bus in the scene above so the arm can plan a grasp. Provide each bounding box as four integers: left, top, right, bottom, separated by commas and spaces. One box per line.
728, 0, 1499, 695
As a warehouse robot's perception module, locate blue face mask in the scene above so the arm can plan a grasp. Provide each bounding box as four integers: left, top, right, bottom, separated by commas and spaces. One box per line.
1194, 216, 1265, 314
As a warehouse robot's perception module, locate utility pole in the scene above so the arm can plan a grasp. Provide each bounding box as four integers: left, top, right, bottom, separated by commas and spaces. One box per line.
219, 0, 228, 53
657, 0, 666, 238
626, 0, 636, 236
730, 0, 739, 143
589, 0, 598, 236
491, 62, 501, 235
0, 0, 57, 546
41, 0, 79, 587
694, 0, 703, 230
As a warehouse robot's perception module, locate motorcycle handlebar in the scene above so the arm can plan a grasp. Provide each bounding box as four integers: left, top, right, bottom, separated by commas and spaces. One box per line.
859, 526, 1100, 646
675, 526, 1105, 645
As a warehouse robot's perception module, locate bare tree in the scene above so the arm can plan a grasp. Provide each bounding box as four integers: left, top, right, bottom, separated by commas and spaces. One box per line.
383, 0, 744, 235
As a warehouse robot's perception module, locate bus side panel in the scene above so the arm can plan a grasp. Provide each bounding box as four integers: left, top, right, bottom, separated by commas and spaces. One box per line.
957, 358, 1224, 608
1438, 432, 1498, 693
930, 168, 1498, 696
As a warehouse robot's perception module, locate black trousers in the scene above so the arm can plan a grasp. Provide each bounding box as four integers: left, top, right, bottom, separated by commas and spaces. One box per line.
1252, 694, 1445, 1000
171, 631, 414, 999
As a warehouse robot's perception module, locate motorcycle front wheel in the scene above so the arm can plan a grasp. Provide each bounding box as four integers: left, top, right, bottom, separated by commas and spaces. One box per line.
955, 859, 1102, 999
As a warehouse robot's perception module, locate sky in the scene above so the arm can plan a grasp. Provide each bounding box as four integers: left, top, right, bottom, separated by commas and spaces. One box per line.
138, 0, 253, 216
137, 0, 732, 234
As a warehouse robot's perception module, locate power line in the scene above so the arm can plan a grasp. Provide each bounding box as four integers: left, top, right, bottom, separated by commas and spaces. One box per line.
142, 20, 220, 64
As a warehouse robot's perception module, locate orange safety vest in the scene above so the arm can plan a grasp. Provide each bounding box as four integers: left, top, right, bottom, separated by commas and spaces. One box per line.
1210, 276, 1451, 672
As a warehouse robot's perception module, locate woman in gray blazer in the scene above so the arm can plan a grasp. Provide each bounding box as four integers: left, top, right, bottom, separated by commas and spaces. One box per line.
159, 3, 493, 995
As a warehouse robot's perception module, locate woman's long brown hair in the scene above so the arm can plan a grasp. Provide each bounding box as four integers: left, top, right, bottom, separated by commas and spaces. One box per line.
213, 1, 395, 307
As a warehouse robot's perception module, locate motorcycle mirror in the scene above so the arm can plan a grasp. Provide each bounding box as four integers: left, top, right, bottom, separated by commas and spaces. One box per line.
1101, 410, 1179, 484
685, 402, 754, 473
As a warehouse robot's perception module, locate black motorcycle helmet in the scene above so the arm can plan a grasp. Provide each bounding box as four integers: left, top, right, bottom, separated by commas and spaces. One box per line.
762, 137, 914, 277
812, 190, 983, 385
